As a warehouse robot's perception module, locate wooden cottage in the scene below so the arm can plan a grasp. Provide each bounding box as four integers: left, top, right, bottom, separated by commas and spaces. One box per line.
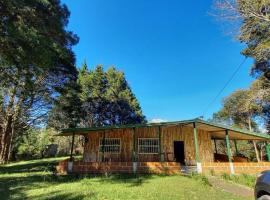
57, 118, 270, 175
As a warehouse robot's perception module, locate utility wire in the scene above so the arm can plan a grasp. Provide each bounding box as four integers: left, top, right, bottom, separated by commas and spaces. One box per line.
202, 57, 247, 118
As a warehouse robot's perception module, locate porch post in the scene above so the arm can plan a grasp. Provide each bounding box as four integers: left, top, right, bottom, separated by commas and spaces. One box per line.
225, 129, 234, 174
70, 132, 75, 161
68, 132, 75, 172
132, 127, 137, 173
158, 126, 164, 162
193, 122, 201, 173
265, 141, 270, 162
234, 140, 238, 155
102, 131, 105, 162
214, 139, 218, 154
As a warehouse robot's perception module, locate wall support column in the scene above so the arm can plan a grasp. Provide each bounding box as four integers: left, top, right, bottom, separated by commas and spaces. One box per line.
68, 132, 75, 172
70, 132, 75, 161
132, 127, 137, 173
102, 131, 105, 162
265, 141, 270, 162
158, 126, 164, 162
225, 129, 234, 174
193, 122, 201, 173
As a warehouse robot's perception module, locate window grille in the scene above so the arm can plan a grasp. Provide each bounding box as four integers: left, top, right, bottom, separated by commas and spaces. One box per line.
138, 138, 159, 154
99, 138, 121, 153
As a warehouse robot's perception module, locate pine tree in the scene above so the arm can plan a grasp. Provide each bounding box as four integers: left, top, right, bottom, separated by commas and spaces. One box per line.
105, 67, 145, 124
48, 80, 82, 130
49, 62, 146, 129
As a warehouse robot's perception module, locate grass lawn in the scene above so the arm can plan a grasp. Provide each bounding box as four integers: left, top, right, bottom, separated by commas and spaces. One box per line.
0, 157, 252, 200
221, 173, 257, 188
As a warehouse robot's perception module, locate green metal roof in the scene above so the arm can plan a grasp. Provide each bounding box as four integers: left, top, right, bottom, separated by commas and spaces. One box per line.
59, 118, 270, 140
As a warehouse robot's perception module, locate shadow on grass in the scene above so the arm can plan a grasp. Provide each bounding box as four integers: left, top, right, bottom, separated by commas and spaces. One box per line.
99, 174, 150, 186
89, 173, 171, 187
0, 173, 92, 200
0, 173, 160, 200
0, 157, 176, 199
0, 159, 62, 174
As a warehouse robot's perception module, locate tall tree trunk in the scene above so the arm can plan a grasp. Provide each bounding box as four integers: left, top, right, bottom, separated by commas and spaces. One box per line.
248, 116, 260, 162
0, 88, 17, 163
0, 116, 13, 163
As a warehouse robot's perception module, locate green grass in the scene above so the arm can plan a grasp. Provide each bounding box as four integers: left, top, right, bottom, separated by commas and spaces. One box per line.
0, 157, 252, 200
221, 173, 257, 188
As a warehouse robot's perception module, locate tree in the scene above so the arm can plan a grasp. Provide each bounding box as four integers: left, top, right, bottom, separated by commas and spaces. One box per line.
0, 0, 78, 162
48, 80, 82, 130
79, 64, 146, 126
252, 77, 270, 133
79, 65, 109, 127
49, 63, 146, 129
104, 67, 145, 125
213, 90, 259, 129
212, 0, 270, 78
213, 77, 270, 160
17, 128, 83, 159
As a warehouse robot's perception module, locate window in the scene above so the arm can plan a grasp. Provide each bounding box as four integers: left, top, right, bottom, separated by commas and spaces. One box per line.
99, 138, 121, 153
138, 138, 159, 154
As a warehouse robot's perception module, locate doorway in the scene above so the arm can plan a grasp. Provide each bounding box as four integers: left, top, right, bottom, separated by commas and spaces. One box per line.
174, 141, 185, 164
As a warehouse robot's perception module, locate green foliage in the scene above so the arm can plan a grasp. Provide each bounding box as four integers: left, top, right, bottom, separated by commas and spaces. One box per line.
212, 89, 260, 130
238, 1, 270, 79
210, 82, 270, 161
49, 63, 146, 129
212, 0, 270, 134
48, 81, 82, 130
16, 128, 82, 160
17, 129, 55, 159
0, 0, 78, 162
221, 173, 256, 188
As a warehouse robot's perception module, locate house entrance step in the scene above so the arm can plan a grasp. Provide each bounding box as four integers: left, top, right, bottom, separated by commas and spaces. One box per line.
181, 165, 197, 174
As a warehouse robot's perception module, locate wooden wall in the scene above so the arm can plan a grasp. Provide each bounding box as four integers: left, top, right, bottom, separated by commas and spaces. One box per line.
83, 125, 214, 164
83, 128, 133, 162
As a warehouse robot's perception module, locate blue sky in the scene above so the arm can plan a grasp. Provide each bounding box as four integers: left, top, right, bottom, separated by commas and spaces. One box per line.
62, 0, 254, 122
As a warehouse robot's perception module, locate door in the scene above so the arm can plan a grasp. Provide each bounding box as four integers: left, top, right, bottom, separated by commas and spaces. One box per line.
174, 141, 185, 164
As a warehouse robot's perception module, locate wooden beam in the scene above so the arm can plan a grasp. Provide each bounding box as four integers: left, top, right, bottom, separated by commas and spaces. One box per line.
209, 130, 226, 133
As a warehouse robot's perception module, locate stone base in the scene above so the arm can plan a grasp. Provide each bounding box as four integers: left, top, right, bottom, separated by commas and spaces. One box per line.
201, 162, 270, 175
57, 160, 182, 174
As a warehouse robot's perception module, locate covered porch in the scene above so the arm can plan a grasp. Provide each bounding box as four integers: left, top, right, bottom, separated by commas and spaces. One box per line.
57, 119, 270, 175
190, 120, 270, 174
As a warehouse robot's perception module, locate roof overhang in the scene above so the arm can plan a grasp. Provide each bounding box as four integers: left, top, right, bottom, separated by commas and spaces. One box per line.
58, 119, 270, 141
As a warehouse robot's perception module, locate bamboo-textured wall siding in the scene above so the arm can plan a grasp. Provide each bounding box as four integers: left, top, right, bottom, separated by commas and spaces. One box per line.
83, 124, 214, 164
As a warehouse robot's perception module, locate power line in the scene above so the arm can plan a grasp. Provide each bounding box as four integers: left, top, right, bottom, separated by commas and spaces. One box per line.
202, 57, 247, 118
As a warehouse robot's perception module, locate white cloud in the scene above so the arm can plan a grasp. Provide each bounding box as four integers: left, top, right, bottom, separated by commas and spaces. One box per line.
150, 118, 168, 123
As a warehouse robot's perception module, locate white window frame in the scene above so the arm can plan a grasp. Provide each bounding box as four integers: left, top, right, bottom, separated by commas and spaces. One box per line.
138, 138, 160, 154
99, 138, 121, 154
